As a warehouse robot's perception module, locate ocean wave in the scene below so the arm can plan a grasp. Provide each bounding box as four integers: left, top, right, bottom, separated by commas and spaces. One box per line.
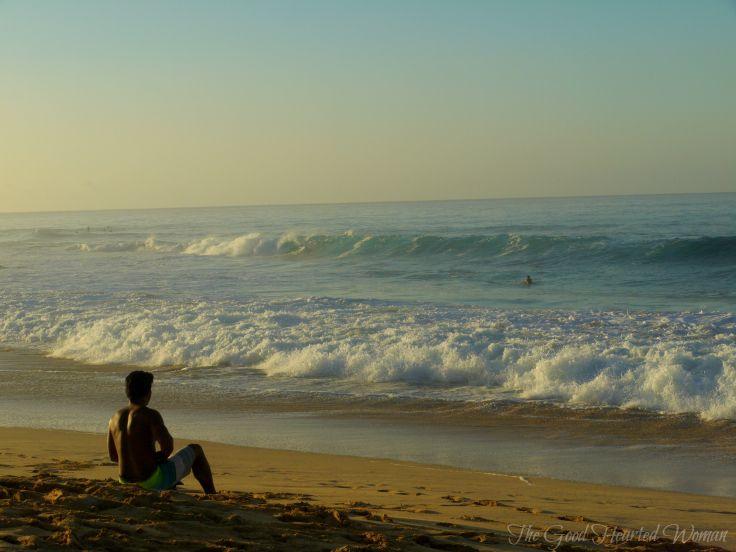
72, 237, 180, 253
70, 232, 736, 264
1, 292, 734, 420
645, 236, 736, 262
183, 233, 276, 256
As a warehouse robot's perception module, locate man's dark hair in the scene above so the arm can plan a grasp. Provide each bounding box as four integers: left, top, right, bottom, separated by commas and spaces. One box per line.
125, 371, 154, 404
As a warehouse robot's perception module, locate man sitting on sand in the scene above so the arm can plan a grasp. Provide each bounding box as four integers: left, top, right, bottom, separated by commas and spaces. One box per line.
108, 370, 216, 494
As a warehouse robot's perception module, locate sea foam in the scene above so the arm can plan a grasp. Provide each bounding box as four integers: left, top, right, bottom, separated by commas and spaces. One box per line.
1, 292, 734, 420
73, 237, 179, 253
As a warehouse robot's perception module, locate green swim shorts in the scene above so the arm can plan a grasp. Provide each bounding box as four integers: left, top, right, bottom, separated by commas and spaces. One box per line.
119, 445, 196, 491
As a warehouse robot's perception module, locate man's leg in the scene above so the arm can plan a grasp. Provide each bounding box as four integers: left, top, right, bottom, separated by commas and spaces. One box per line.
187, 443, 216, 494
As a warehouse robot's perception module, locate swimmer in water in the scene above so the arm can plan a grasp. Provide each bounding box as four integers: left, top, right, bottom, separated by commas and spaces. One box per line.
524, 275, 533, 286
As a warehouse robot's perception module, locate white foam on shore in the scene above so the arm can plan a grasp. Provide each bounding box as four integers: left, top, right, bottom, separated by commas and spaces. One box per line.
0, 292, 734, 420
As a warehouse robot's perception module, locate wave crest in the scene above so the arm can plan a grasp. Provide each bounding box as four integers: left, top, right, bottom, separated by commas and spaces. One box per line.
70, 232, 736, 264
73, 237, 178, 253
1, 293, 735, 420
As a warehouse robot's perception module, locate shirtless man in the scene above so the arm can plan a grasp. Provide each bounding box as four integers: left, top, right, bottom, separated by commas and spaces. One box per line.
108, 370, 216, 493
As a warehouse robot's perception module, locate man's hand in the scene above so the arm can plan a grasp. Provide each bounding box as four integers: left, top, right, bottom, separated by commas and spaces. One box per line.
154, 450, 169, 464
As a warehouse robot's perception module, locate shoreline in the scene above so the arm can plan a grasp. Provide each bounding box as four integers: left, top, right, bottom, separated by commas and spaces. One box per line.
2, 348, 736, 498
1, 426, 735, 550
5, 401, 736, 499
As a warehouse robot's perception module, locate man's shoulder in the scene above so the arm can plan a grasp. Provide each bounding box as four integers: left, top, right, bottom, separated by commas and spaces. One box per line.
109, 407, 127, 424
110, 406, 162, 423
134, 406, 164, 422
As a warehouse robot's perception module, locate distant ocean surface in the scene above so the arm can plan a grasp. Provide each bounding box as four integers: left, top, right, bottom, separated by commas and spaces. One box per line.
1, 194, 735, 420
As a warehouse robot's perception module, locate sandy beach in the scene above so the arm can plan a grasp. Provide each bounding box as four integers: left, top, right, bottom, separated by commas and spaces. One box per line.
3, 0, 735, 548
1, 426, 733, 551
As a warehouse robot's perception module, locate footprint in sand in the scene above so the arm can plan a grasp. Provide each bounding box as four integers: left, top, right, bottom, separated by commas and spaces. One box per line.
473, 499, 504, 507
347, 500, 377, 508
516, 506, 541, 514
458, 514, 495, 522
558, 514, 592, 523
441, 495, 471, 504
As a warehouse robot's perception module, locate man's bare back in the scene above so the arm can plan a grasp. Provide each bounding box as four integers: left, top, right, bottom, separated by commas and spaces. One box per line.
109, 371, 215, 493
108, 405, 170, 483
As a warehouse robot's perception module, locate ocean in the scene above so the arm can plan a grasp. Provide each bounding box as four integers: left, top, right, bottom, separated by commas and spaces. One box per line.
1, 193, 736, 495
2, 193, 735, 415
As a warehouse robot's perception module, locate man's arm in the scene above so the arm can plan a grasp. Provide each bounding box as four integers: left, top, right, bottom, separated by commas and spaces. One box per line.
149, 409, 174, 461
107, 425, 118, 463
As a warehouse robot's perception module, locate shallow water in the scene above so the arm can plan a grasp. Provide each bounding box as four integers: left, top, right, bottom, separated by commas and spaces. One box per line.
3, 391, 735, 497
1, 350, 735, 497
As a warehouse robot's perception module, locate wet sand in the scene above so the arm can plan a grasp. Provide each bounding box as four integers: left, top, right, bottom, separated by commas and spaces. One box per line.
1, 427, 734, 551
2, 349, 736, 497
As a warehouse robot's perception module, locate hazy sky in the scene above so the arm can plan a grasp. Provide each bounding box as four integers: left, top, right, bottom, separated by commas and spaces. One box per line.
1, 1, 735, 212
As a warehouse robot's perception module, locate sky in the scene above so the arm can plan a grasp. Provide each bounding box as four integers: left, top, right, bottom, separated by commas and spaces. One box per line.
1, 0, 735, 213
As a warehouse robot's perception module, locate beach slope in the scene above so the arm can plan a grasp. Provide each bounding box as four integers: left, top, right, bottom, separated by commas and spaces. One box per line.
0, 427, 734, 551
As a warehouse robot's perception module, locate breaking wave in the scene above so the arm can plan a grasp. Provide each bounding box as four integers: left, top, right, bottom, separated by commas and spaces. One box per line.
72, 237, 179, 253
71, 232, 736, 265
1, 292, 734, 420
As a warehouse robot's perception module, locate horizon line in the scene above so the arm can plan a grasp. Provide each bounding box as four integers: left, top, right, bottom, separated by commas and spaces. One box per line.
1, 190, 734, 216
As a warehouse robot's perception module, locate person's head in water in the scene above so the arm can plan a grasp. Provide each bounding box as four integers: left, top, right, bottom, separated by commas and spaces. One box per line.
125, 370, 154, 405
525, 275, 533, 285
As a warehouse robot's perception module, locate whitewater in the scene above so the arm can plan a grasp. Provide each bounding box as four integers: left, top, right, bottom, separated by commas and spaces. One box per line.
1, 194, 735, 420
